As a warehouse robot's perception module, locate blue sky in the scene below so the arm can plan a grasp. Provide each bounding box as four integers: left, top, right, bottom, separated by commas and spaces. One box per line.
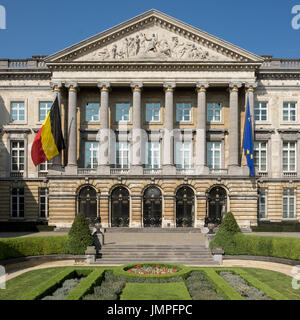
0, 0, 299, 59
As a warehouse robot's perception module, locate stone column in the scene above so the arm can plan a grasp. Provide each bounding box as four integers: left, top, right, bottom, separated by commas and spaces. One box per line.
196, 83, 209, 175
162, 83, 176, 175
130, 82, 143, 175
65, 83, 78, 174
97, 82, 111, 175
245, 83, 257, 137
228, 83, 242, 175
49, 83, 63, 173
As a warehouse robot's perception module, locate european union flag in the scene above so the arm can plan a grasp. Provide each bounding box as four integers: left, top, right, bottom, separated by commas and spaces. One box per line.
243, 98, 255, 177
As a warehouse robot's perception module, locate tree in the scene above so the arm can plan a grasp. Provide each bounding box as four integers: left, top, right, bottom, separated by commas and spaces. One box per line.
66, 213, 94, 255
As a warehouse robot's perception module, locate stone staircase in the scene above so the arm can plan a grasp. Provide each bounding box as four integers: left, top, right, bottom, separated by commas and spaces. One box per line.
94, 244, 218, 266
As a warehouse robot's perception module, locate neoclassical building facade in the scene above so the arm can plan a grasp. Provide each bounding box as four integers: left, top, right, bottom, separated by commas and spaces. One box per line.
0, 10, 299, 229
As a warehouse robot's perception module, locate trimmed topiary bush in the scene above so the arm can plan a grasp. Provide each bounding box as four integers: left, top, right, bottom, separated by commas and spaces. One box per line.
66, 213, 94, 255
209, 212, 241, 252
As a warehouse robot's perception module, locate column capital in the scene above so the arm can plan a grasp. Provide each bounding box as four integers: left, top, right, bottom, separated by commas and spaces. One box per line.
229, 82, 242, 91
196, 82, 209, 92
130, 82, 143, 91
245, 82, 258, 91
50, 82, 62, 92
98, 82, 111, 91
65, 82, 78, 91
163, 82, 176, 91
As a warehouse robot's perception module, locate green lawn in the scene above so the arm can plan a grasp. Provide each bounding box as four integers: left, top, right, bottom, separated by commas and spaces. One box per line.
0, 267, 66, 300
120, 282, 192, 300
243, 267, 300, 300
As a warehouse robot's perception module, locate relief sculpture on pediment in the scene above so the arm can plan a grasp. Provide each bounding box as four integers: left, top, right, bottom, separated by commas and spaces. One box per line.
86, 30, 226, 61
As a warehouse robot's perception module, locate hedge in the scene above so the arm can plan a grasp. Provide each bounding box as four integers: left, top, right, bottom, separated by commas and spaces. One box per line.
0, 236, 69, 260
218, 233, 300, 261
203, 269, 244, 300
21, 267, 76, 300
234, 269, 287, 300
65, 268, 105, 300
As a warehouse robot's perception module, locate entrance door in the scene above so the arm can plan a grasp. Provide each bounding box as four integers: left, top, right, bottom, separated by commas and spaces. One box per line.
143, 187, 162, 227
111, 187, 130, 227
78, 186, 97, 220
176, 186, 194, 227
206, 186, 227, 225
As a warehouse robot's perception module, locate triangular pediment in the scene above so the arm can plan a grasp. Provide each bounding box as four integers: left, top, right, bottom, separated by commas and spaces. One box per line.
45, 10, 263, 64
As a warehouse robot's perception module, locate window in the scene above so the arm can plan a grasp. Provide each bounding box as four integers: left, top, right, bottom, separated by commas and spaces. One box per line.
283, 102, 296, 122
85, 142, 99, 169
116, 103, 130, 122
176, 103, 191, 122
39, 160, 52, 172
207, 142, 221, 169
39, 188, 49, 219
39, 102, 52, 122
11, 102, 25, 122
254, 142, 267, 172
146, 142, 160, 168
282, 142, 296, 173
11, 141, 25, 172
116, 142, 129, 168
207, 103, 222, 122
283, 188, 295, 219
254, 102, 268, 121
11, 188, 24, 218
146, 103, 160, 122
258, 189, 267, 219
86, 103, 100, 122
175, 141, 192, 169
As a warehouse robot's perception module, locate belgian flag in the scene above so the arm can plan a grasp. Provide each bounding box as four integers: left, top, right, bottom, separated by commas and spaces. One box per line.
31, 97, 65, 166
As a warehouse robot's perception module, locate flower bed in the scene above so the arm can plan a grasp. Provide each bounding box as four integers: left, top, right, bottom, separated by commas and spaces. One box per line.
42, 276, 84, 300
219, 271, 271, 300
185, 271, 226, 300
126, 264, 179, 275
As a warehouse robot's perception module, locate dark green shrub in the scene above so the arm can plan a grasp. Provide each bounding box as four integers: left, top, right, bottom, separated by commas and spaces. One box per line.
185, 271, 226, 300
0, 236, 68, 260
209, 212, 241, 252
66, 213, 94, 255
82, 270, 126, 300
219, 212, 241, 234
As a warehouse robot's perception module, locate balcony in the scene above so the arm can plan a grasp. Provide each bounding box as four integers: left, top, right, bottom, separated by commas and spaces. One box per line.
176, 168, 196, 175
283, 172, 297, 178
110, 168, 130, 175
143, 168, 162, 175
209, 168, 228, 175
10, 172, 24, 178
77, 168, 97, 175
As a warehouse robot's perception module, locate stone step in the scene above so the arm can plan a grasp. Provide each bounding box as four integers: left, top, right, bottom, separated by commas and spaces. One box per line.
93, 259, 218, 266
104, 228, 203, 233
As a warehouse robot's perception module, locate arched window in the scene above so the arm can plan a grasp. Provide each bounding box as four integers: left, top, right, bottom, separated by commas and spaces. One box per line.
78, 186, 97, 219
143, 186, 162, 227
176, 186, 195, 227
111, 187, 130, 227
206, 186, 227, 225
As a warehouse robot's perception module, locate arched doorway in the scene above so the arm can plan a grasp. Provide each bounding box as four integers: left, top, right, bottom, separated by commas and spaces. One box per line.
111, 186, 130, 227
143, 186, 162, 227
78, 186, 98, 220
176, 186, 195, 227
206, 186, 227, 225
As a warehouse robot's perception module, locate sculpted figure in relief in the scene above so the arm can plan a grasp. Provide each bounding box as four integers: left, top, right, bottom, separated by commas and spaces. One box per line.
90, 31, 215, 61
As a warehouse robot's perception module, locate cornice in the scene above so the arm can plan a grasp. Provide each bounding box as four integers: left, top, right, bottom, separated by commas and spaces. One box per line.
48, 62, 260, 72
0, 72, 51, 80
257, 71, 300, 80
